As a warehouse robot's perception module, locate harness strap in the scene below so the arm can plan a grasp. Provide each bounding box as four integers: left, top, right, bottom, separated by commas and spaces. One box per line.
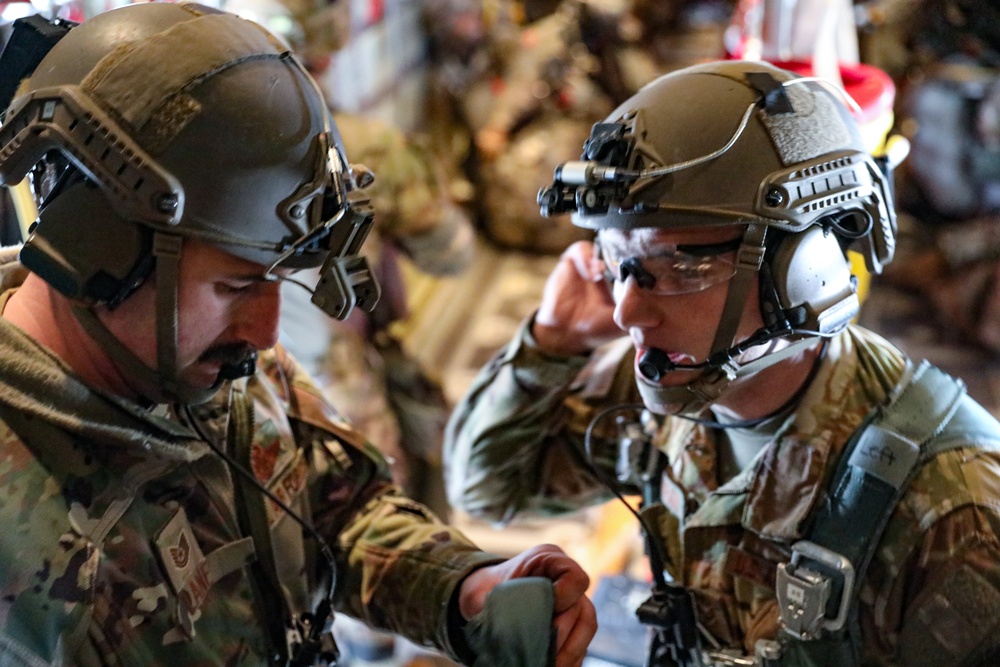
770, 360, 1000, 666
228, 384, 294, 667
811, 360, 964, 575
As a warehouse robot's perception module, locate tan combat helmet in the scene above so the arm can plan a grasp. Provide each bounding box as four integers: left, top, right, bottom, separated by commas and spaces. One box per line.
538, 60, 898, 415
0, 2, 379, 403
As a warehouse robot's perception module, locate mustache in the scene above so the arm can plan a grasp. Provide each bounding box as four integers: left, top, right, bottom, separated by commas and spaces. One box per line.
198, 342, 257, 366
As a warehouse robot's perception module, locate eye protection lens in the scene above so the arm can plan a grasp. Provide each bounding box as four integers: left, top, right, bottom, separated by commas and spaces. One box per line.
599, 237, 741, 295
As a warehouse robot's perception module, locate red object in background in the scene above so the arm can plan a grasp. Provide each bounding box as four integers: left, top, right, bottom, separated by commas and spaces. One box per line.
366, 0, 383, 25
58, 2, 86, 23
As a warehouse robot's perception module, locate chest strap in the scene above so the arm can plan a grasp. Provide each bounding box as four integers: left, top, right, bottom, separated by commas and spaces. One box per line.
767, 360, 1000, 666
228, 385, 297, 666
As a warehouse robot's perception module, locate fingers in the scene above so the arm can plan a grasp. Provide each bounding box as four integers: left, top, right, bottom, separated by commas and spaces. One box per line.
552, 595, 598, 667
550, 565, 591, 613
561, 241, 603, 283
458, 545, 596, 665
501, 545, 591, 614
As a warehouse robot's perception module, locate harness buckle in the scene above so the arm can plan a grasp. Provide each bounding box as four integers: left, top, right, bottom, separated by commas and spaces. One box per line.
775, 541, 855, 640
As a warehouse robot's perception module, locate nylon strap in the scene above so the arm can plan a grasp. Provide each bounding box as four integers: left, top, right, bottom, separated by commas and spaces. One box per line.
810, 361, 964, 575
776, 360, 1000, 666
709, 224, 767, 356
228, 384, 293, 666
153, 232, 181, 395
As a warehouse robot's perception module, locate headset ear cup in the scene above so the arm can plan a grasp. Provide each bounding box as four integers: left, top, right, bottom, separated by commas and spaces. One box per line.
21, 181, 153, 307
768, 226, 860, 334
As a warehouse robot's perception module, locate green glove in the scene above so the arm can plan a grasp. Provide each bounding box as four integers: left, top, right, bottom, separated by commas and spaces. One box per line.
463, 577, 556, 667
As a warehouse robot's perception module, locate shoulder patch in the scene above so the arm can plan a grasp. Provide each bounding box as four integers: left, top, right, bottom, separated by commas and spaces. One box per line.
898, 564, 1000, 666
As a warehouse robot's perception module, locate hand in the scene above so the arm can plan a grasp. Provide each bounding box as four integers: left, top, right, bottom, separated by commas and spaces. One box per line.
533, 240, 620, 356
458, 544, 597, 667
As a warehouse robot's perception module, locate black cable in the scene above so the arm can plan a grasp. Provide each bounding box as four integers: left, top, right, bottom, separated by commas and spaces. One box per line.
668, 338, 830, 431
826, 210, 874, 240
583, 402, 672, 589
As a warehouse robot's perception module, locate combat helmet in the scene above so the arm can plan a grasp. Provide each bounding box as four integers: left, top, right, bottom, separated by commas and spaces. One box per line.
538, 60, 898, 415
0, 2, 379, 403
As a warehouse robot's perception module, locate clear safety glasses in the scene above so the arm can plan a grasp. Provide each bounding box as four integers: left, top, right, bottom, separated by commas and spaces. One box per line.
598, 236, 742, 295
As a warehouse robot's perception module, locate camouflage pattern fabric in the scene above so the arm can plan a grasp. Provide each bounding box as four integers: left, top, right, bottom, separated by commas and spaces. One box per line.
0, 282, 501, 665
479, 115, 597, 253
331, 112, 475, 272
422, 0, 732, 255
445, 319, 1000, 665
423, 1, 616, 255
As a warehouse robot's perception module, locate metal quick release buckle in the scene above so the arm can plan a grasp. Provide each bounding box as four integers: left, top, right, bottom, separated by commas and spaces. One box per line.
775, 541, 855, 640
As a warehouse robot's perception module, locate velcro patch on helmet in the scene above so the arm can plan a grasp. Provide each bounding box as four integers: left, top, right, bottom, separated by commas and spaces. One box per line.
138, 93, 203, 155
761, 84, 855, 167
81, 13, 286, 135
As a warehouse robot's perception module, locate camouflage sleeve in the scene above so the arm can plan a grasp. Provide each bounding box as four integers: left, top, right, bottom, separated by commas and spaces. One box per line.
267, 345, 503, 659
0, 421, 87, 666
868, 447, 1000, 666
443, 315, 639, 524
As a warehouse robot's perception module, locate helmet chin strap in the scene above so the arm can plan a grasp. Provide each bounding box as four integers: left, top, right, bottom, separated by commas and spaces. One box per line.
71, 232, 253, 406
72, 304, 223, 405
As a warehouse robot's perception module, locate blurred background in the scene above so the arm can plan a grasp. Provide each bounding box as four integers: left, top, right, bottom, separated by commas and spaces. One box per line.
4, 0, 1000, 664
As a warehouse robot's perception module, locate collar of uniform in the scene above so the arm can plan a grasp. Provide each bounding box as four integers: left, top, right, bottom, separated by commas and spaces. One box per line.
741, 328, 876, 540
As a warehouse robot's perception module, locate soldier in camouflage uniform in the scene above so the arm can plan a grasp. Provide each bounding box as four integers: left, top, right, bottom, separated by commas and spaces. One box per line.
423, 0, 735, 255
445, 61, 1000, 666
424, 0, 617, 254
0, 5, 597, 665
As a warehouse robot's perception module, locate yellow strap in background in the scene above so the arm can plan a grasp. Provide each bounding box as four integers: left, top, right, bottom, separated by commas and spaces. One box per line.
8, 179, 37, 242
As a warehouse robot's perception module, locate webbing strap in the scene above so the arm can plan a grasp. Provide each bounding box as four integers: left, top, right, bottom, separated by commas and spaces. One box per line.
228, 385, 292, 666
153, 232, 181, 393
776, 361, 1000, 666
810, 361, 964, 567
709, 224, 767, 356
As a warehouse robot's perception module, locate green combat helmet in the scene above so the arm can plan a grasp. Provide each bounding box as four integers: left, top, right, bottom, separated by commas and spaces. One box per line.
538, 60, 898, 415
0, 2, 379, 403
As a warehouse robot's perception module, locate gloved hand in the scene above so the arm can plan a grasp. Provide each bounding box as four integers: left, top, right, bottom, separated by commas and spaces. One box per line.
456, 544, 596, 667
463, 577, 555, 667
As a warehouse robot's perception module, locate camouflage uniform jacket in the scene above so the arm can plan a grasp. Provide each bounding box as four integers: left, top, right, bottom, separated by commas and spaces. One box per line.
445, 317, 1000, 666
0, 289, 501, 665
